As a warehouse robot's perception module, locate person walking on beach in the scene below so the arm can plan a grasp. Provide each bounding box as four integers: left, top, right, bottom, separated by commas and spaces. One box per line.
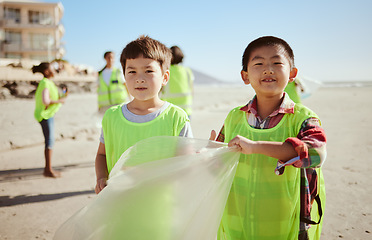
285, 77, 305, 103
33, 62, 67, 178
97, 51, 130, 113
161, 46, 194, 118
95, 36, 192, 194
211, 36, 327, 240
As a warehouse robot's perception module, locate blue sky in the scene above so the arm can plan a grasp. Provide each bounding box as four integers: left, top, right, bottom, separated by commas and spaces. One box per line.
46, 0, 372, 82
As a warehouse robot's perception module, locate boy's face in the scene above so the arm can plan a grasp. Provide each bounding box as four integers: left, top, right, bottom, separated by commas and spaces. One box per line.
124, 56, 169, 102
241, 45, 297, 98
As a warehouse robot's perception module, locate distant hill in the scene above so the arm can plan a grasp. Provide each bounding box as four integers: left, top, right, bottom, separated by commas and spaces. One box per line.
190, 68, 226, 85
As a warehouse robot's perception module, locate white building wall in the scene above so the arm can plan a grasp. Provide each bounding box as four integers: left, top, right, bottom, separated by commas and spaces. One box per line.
0, 0, 65, 61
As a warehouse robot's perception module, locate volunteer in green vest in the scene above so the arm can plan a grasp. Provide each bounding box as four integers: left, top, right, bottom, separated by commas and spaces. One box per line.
161, 46, 194, 118
285, 77, 305, 104
33, 62, 67, 178
95, 36, 192, 195
211, 36, 327, 240
97, 51, 130, 113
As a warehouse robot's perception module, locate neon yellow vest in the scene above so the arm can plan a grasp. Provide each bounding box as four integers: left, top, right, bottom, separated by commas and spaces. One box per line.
97, 68, 129, 108
307, 167, 325, 240
218, 104, 319, 240
161, 65, 193, 116
102, 103, 189, 173
34, 77, 61, 122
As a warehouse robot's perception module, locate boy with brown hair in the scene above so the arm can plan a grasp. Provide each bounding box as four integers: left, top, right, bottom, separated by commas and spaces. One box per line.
213, 36, 327, 240
161, 45, 194, 118
95, 36, 192, 194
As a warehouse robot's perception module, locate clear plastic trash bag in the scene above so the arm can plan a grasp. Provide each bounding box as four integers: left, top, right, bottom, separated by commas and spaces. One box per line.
54, 136, 240, 240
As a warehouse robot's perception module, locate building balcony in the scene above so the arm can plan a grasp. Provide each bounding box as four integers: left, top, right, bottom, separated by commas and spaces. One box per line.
0, 19, 21, 27
3, 43, 22, 52
3, 43, 64, 54
1, 19, 63, 31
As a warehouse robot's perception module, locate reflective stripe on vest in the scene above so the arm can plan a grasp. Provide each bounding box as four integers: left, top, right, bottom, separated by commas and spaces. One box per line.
218, 104, 319, 240
161, 65, 193, 115
97, 68, 128, 108
161, 92, 192, 98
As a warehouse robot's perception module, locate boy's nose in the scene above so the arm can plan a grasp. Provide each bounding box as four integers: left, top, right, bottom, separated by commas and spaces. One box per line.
263, 69, 274, 75
136, 78, 145, 83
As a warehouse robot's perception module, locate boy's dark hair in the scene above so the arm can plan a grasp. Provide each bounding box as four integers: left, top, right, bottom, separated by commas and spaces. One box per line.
170, 46, 184, 65
32, 62, 50, 74
242, 36, 295, 71
104, 51, 113, 58
120, 35, 172, 74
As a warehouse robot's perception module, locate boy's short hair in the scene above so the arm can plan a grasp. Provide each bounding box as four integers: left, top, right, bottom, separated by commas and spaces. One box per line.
242, 36, 295, 71
170, 46, 184, 65
104, 51, 113, 58
120, 35, 172, 74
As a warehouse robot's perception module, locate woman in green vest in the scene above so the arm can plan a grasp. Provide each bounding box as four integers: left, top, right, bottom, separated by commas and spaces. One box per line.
33, 62, 67, 178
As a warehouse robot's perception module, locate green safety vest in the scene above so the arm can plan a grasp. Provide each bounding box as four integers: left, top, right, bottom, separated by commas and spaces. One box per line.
102, 103, 189, 173
218, 104, 323, 240
161, 65, 193, 116
34, 77, 61, 122
97, 68, 129, 109
307, 167, 325, 240
285, 81, 302, 104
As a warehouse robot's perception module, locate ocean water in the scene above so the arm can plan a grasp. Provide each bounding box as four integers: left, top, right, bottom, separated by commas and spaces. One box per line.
207, 78, 372, 89
322, 80, 372, 88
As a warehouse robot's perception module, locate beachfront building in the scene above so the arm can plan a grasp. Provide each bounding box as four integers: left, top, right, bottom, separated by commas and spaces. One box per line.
0, 0, 64, 62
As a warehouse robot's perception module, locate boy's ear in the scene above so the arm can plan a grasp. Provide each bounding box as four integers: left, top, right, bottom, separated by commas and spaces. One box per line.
289, 68, 298, 82
162, 70, 170, 86
241, 70, 250, 85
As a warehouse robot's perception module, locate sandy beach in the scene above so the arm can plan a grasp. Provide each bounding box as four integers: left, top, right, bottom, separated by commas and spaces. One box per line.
0, 84, 372, 239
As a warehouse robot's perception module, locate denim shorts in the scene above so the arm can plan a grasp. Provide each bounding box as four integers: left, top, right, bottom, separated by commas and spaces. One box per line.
39, 117, 55, 149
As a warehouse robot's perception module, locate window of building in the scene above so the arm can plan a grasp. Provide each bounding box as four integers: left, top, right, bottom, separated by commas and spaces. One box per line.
5, 31, 21, 45
28, 10, 53, 25
29, 33, 54, 50
4, 7, 21, 23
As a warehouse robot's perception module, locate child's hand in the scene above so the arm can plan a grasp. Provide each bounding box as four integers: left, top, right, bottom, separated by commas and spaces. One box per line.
58, 96, 66, 104
228, 135, 256, 154
209, 130, 217, 141
95, 178, 107, 194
